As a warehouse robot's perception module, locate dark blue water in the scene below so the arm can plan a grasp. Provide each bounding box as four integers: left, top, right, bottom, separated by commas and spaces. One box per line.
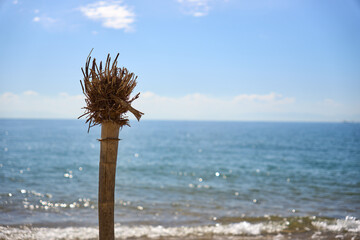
0, 120, 359, 239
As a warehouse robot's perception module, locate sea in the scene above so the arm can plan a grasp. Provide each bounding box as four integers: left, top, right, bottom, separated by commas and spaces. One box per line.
0, 119, 359, 240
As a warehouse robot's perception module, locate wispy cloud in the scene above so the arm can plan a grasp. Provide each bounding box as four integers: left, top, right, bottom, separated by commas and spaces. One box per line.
23, 90, 39, 96
134, 92, 296, 121
234, 92, 294, 104
177, 0, 211, 17
32, 16, 57, 26
0, 91, 84, 119
1, 91, 357, 122
80, 1, 135, 32
319, 98, 341, 108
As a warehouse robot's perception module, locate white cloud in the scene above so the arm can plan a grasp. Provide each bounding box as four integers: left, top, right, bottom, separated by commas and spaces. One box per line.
13, 0, 18, 4
193, 12, 207, 17
34, 9, 40, 14
23, 90, 38, 96
133, 91, 297, 121
177, 0, 230, 17
32, 16, 57, 26
309, 98, 347, 119
1, 92, 18, 101
1, 91, 358, 122
320, 98, 341, 108
177, 0, 211, 17
0, 92, 84, 119
234, 92, 294, 104
80, 1, 135, 31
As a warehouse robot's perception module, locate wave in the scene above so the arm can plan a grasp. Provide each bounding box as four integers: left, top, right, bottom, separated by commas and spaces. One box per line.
313, 216, 360, 232
0, 216, 359, 240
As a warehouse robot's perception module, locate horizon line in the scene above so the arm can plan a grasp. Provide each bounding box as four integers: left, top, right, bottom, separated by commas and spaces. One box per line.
0, 117, 358, 124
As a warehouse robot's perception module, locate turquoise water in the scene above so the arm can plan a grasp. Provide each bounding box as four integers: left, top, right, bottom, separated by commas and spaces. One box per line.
0, 120, 359, 239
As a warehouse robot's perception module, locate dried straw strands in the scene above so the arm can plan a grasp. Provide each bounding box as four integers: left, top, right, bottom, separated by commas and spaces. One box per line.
79, 52, 143, 130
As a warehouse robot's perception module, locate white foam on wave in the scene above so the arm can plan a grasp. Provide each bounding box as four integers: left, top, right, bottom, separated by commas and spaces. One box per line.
1, 217, 359, 240
0, 221, 285, 240
116, 221, 285, 238
312, 216, 360, 233
0, 226, 98, 240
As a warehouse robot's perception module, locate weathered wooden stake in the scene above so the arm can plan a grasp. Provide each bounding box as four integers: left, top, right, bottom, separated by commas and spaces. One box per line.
79, 51, 143, 240
98, 121, 120, 240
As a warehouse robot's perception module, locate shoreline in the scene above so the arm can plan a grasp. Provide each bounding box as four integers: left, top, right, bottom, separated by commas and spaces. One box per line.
1, 216, 359, 240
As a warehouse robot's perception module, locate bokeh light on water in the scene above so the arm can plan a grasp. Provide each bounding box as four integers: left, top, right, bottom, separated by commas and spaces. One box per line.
0, 119, 359, 239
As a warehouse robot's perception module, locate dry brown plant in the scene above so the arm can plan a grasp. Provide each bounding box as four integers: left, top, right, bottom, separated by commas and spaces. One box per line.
79, 50, 143, 130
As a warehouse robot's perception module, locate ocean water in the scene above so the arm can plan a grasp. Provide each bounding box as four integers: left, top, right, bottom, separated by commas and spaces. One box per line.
0, 119, 359, 240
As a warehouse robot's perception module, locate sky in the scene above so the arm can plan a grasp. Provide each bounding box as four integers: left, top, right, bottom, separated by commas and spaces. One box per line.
0, 0, 359, 122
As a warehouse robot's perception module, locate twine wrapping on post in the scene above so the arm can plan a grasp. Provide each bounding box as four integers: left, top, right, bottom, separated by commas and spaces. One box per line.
97, 138, 121, 141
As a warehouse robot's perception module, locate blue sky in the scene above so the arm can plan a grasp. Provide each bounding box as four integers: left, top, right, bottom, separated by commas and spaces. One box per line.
0, 0, 359, 121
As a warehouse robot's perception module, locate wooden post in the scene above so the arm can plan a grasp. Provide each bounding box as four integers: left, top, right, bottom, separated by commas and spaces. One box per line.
79, 51, 143, 240
98, 121, 120, 240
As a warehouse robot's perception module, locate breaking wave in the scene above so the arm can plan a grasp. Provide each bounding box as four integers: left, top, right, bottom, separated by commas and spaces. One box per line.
0, 216, 359, 240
